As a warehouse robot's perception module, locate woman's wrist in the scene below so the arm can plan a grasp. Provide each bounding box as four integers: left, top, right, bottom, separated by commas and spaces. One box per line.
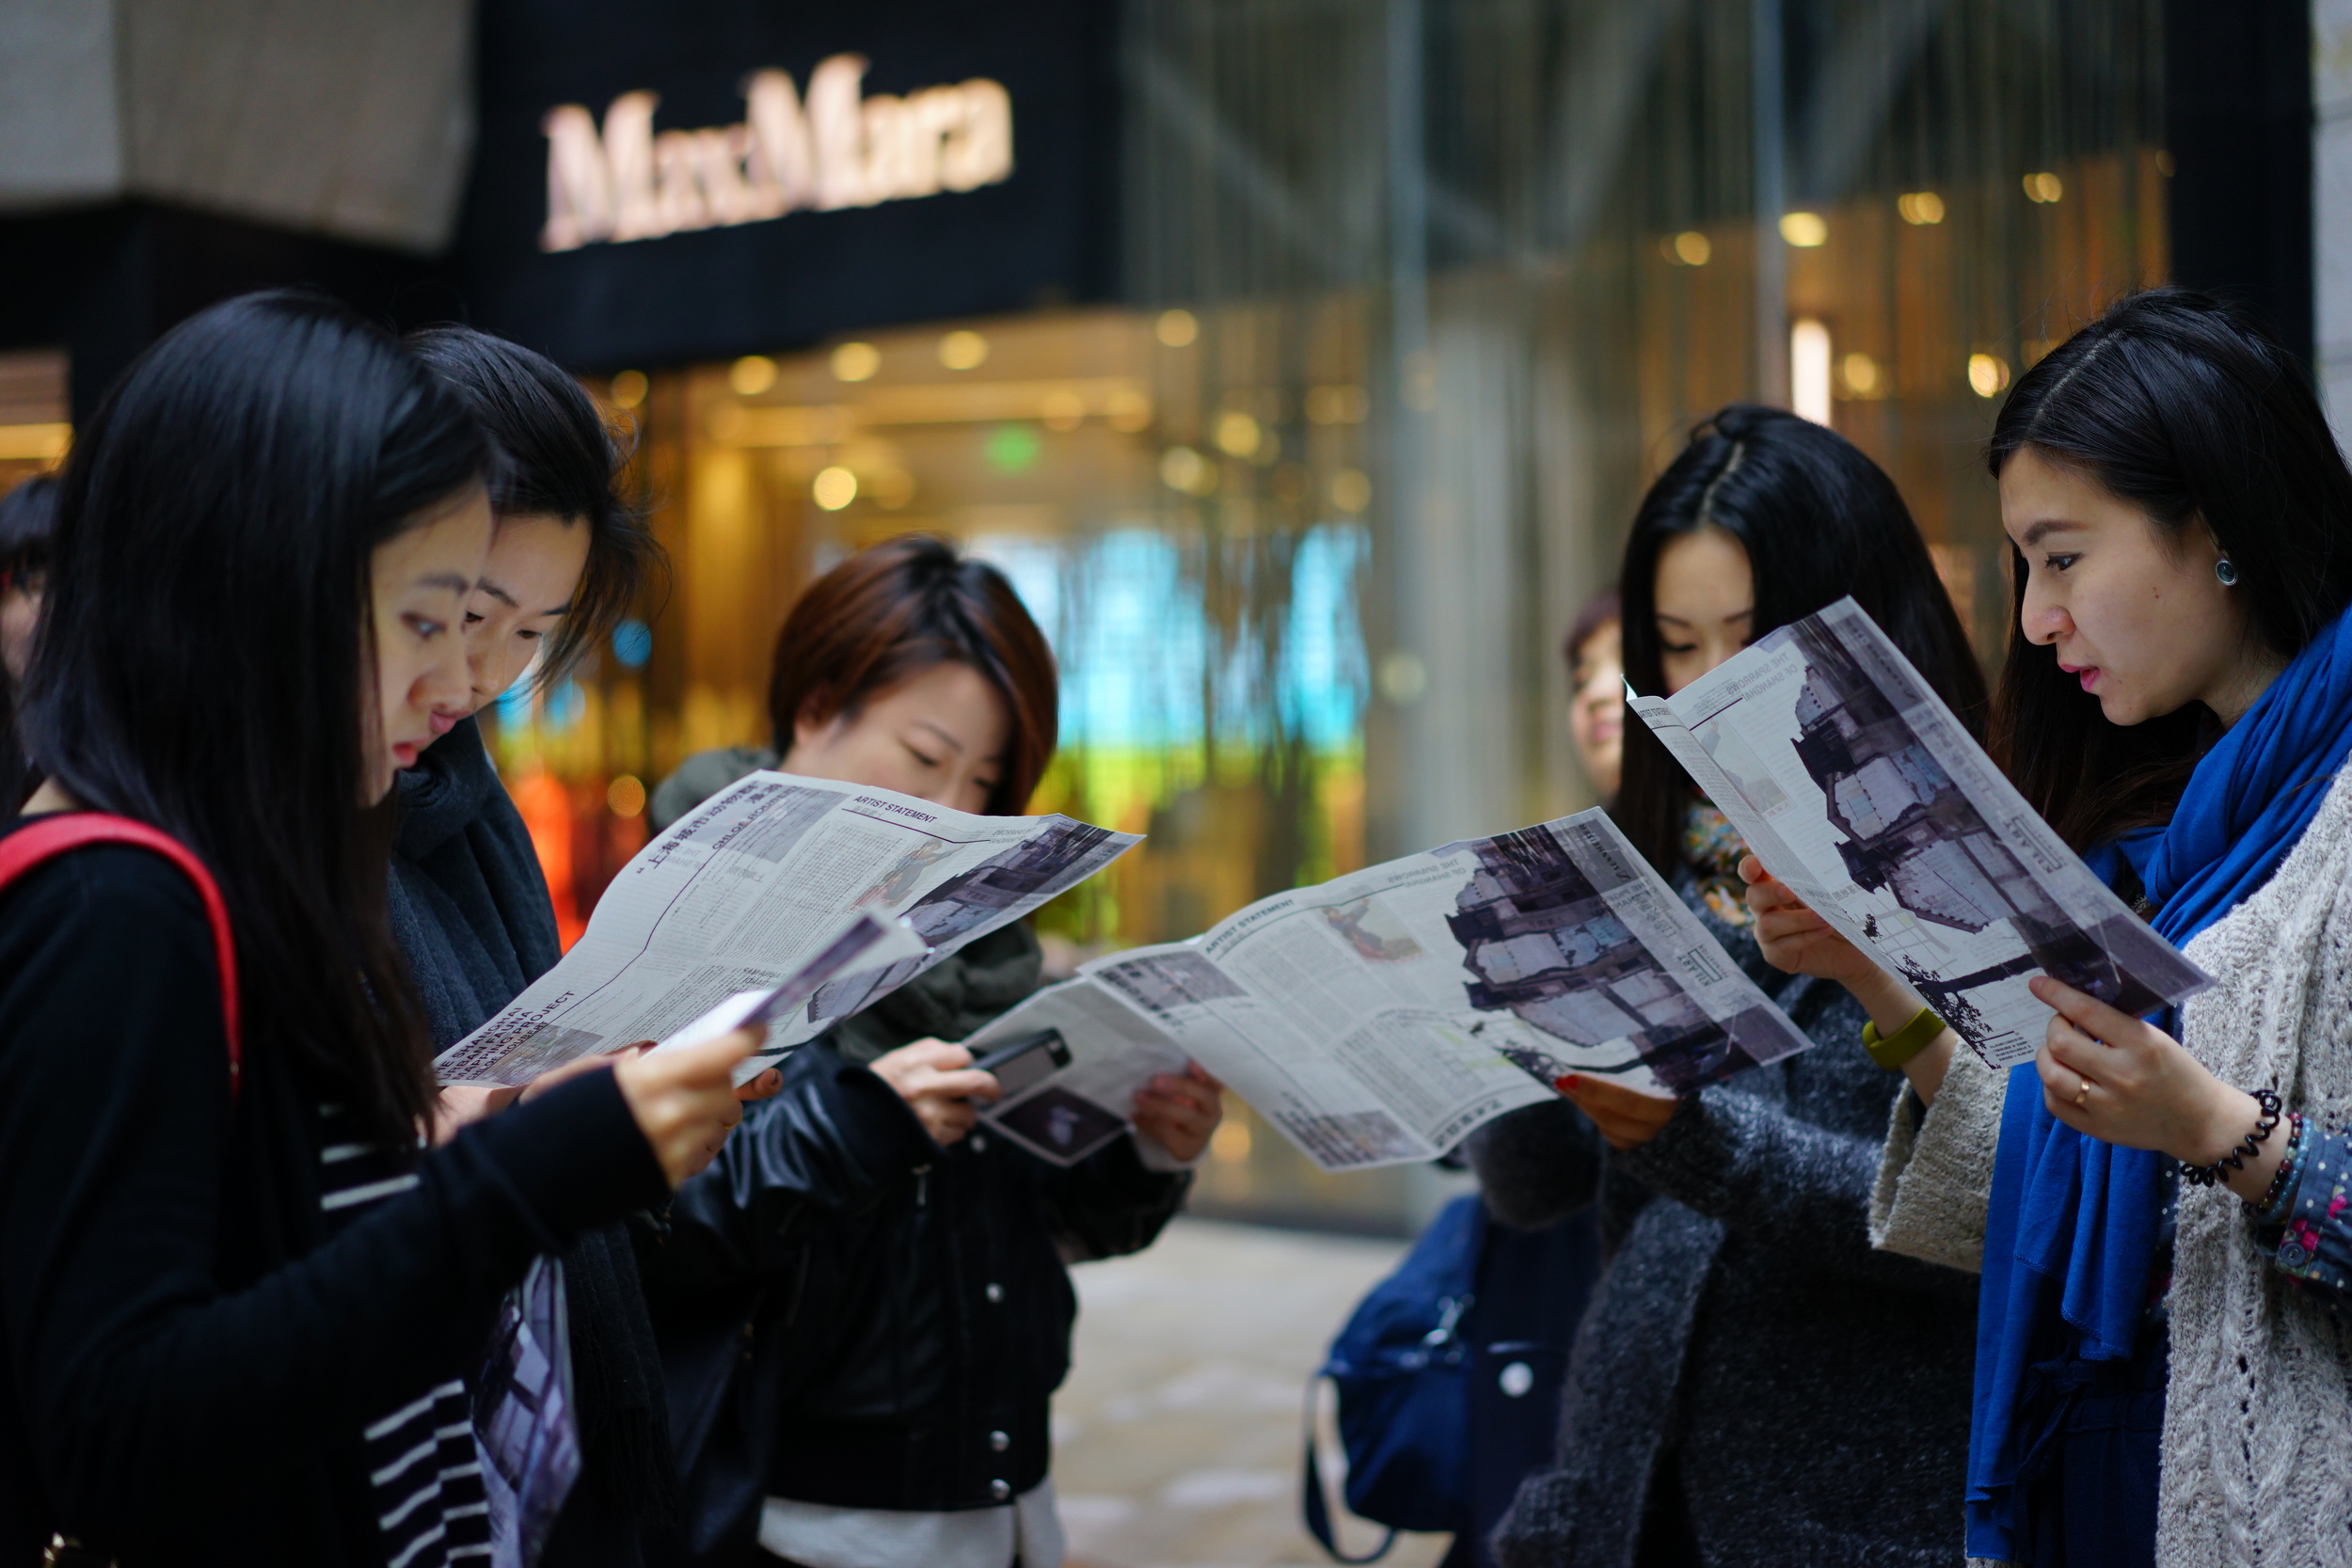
2179, 1083, 2289, 1204
1846, 966, 1929, 1036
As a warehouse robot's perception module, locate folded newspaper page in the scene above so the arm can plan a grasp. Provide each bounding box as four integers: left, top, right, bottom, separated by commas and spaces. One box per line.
1627, 596, 2210, 1069
434, 772, 1141, 1086
969, 809, 1812, 1172
649, 913, 927, 1086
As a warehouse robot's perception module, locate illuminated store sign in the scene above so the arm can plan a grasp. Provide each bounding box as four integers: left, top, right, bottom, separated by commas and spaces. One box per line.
541, 55, 1014, 251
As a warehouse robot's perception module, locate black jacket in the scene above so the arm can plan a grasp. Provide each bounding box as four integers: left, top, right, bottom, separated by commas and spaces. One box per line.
650, 926, 1191, 1550
389, 717, 680, 1566
1468, 878, 1978, 1568
0, 823, 665, 1567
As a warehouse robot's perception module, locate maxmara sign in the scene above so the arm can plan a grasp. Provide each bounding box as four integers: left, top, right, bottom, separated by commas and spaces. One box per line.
540, 55, 1014, 252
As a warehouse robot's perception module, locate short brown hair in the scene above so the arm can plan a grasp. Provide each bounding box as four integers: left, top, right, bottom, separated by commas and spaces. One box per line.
769, 535, 1058, 815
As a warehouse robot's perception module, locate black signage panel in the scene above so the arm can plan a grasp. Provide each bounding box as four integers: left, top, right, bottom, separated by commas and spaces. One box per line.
458, 0, 1118, 370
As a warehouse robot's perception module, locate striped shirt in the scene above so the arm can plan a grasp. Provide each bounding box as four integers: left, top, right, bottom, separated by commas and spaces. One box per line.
317, 1103, 493, 1568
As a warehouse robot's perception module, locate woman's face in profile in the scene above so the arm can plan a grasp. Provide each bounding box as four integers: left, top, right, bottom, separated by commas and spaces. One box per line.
1653, 527, 1755, 696
786, 660, 1013, 815
1567, 620, 1624, 797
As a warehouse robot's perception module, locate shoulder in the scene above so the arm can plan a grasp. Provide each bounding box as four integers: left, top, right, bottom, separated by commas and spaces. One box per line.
0, 836, 212, 941
649, 746, 782, 832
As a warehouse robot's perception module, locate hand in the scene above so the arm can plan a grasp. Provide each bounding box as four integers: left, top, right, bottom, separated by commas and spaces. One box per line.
1740, 856, 1877, 987
870, 1037, 1002, 1147
612, 1025, 764, 1188
1133, 1063, 1226, 1163
2029, 974, 2281, 1202
1557, 1073, 1679, 1150
428, 1084, 520, 1147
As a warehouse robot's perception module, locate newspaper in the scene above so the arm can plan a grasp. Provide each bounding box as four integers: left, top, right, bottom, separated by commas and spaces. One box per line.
1627, 596, 2210, 1069
434, 772, 1140, 1087
969, 809, 1813, 1172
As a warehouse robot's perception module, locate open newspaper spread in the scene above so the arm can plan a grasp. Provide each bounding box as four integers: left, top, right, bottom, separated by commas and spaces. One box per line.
433, 771, 1140, 1087
967, 808, 1812, 1172
1626, 596, 2210, 1069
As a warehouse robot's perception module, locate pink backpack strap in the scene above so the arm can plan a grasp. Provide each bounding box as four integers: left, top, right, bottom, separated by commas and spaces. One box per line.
0, 814, 242, 1101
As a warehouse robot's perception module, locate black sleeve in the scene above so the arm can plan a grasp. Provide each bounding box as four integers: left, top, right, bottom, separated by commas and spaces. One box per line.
1040, 1134, 1192, 1262
1465, 1099, 1605, 1230
656, 1040, 939, 1294
0, 847, 667, 1542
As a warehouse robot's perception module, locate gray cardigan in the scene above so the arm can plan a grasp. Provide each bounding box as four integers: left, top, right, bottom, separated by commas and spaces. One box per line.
1469, 882, 1978, 1568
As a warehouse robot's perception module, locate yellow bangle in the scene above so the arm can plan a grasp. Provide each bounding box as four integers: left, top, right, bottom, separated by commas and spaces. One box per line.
1861, 1006, 1945, 1071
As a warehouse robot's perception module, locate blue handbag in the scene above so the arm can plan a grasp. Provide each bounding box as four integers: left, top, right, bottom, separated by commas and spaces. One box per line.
1301, 1195, 1485, 1562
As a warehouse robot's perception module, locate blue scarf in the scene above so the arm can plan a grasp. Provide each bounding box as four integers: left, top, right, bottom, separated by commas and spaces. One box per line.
1965, 604, 2352, 1560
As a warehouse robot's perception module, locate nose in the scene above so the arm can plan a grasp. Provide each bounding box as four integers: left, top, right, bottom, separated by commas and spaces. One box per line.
2018, 573, 2069, 647
420, 631, 474, 719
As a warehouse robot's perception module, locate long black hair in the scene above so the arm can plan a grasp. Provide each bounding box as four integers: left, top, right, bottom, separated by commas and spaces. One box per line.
1987, 287, 2352, 850
1614, 404, 1986, 877
0, 475, 57, 811
22, 292, 491, 1143
405, 326, 664, 686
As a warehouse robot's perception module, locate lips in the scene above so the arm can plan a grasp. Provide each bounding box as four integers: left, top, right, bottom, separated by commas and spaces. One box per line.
2058, 659, 2101, 694
428, 709, 461, 737
391, 741, 421, 769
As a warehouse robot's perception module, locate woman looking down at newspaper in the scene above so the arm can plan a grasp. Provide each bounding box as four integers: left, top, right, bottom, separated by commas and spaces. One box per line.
1469, 404, 1990, 1568
0, 294, 759, 1568
644, 536, 1220, 1568
1743, 288, 2352, 1566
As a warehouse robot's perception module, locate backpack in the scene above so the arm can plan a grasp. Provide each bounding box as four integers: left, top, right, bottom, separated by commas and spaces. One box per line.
1301, 1194, 1484, 1562
0, 813, 244, 1567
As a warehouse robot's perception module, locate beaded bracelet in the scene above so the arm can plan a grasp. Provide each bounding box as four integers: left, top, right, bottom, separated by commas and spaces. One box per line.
2172, 1086, 2283, 1188
2251, 1112, 2307, 1215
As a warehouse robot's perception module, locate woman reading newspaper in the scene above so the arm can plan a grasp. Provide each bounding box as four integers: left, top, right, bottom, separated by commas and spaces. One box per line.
0, 293, 758, 1567
1747, 288, 2352, 1565
399, 325, 778, 1566
1470, 405, 1988, 1568
644, 537, 1224, 1568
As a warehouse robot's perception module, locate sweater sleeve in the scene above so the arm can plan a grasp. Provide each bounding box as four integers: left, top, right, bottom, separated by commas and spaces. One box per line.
1613, 1058, 1975, 1290
0, 847, 666, 1544
1867, 1056, 2007, 1273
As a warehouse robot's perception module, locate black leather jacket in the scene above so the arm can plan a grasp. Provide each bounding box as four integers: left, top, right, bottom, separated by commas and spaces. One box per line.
649, 934, 1191, 1547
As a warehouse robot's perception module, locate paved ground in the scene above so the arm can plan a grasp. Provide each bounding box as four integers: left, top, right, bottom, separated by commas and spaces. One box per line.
1053, 1217, 1455, 1568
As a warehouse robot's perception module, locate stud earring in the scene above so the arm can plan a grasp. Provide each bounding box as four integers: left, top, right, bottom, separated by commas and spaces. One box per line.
2216, 557, 2240, 587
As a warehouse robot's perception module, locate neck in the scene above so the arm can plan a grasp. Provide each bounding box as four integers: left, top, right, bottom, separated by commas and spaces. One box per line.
2203, 644, 2289, 729
24, 778, 82, 815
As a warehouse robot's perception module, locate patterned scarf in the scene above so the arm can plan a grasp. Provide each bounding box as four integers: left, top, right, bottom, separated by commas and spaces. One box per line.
1681, 798, 1754, 927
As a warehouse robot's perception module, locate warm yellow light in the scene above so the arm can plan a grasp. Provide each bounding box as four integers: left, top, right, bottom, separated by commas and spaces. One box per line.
831, 341, 881, 382
729, 355, 779, 395
1673, 230, 1712, 265
1780, 211, 1828, 246
813, 466, 859, 509
1968, 353, 2011, 398
1160, 446, 1213, 495
1330, 468, 1372, 514
1841, 352, 1882, 397
607, 370, 648, 408
0, 422, 71, 462
938, 330, 989, 371
1041, 388, 1086, 431
1897, 191, 1946, 225
607, 774, 646, 817
1215, 410, 1262, 458
2023, 171, 2063, 204
1211, 1120, 1252, 1163
1790, 320, 1832, 425
1155, 309, 1199, 347
871, 468, 916, 509
1305, 385, 1369, 424
1105, 388, 1154, 433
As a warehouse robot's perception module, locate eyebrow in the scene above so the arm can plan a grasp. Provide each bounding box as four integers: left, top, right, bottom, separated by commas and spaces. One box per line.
416, 571, 476, 594
1655, 608, 1754, 627
2016, 519, 2085, 546
913, 721, 968, 755
477, 578, 573, 616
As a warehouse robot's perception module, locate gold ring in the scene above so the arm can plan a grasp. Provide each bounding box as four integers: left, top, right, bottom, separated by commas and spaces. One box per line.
2075, 1078, 2090, 1108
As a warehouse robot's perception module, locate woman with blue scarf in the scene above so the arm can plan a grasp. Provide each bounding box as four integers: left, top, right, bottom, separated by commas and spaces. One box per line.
1745, 287, 2352, 1566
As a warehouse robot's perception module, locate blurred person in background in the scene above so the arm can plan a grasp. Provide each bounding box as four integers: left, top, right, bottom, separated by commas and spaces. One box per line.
1564, 588, 1623, 800
0, 292, 757, 1567
1470, 406, 1984, 1568
0, 475, 56, 810
645, 535, 1223, 1568
402, 325, 761, 1567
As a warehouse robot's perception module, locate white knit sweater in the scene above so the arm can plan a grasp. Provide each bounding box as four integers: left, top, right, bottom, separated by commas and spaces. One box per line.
1869, 761, 2352, 1565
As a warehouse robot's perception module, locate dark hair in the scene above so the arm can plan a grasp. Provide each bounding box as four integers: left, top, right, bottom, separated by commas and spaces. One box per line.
23, 292, 491, 1143
1613, 404, 1987, 876
404, 325, 664, 686
0, 475, 59, 810
1563, 586, 1620, 675
1988, 288, 2352, 849
769, 535, 1057, 815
